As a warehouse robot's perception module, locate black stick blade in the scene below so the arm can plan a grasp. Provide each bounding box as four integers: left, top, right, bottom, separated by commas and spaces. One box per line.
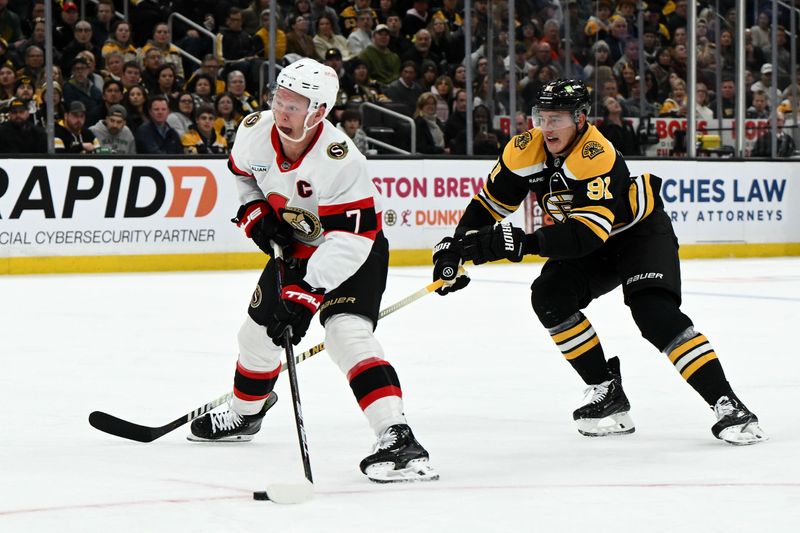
89, 411, 168, 443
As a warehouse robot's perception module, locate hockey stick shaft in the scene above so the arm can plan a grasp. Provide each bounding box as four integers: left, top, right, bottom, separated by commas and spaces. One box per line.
89, 274, 453, 442
273, 244, 313, 484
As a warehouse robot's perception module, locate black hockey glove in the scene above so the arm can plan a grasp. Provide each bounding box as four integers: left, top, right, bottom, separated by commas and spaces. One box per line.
267, 280, 325, 346
460, 222, 530, 265
432, 236, 471, 295
233, 200, 292, 255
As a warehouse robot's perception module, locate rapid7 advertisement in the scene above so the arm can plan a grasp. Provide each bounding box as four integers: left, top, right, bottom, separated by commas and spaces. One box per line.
0, 159, 247, 257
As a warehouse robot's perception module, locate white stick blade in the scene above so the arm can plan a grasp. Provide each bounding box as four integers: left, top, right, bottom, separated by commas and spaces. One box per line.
264, 479, 314, 504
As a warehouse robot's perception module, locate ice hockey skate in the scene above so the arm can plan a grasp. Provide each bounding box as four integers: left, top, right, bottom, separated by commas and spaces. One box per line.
360, 424, 439, 483
712, 395, 768, 445
187, 392, 278, 442
573, 357, 635, 437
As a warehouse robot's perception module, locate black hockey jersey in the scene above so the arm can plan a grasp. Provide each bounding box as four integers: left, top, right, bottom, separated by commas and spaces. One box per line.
456, 124, 663, 259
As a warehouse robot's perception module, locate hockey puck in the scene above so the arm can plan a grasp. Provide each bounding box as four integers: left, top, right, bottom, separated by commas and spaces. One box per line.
253, 491, 270, 501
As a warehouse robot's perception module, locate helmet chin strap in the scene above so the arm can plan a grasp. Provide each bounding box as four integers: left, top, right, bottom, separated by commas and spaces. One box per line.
273, 108, 324, 144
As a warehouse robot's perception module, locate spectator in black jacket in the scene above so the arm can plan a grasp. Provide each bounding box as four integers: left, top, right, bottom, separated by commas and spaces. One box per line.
384, 60, 422, 116
0, 97, 47, 153
597, 96, 640, 156
54, 100, 99, 153
135, 95, 182, 154
62, 56, 103, 118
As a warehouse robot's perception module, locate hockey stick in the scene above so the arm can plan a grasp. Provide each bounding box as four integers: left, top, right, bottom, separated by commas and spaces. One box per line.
254, 243, 314, 503
88, 273, 455, 443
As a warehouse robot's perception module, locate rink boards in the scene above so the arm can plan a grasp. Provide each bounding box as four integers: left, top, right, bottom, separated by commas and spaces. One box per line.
0, 157, 798, 274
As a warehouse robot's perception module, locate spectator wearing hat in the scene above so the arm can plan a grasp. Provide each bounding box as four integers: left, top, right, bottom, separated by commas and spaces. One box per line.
403, 0, 430, 39
359, 23, 400, 86
181, 104, 228, 155
0, 59, 15, 103
90, 104, 136, 154
253, 8, 287, 62
0, 97, 47, 153
135, 95, 182, 154
34, 80, 64, 126
314, 14, 351, 61
87, 79, 124, 127
13, 75, 36, 115
54, 2, 80, 50
346, 10, 373, 57
77, 50, 105, 91
62, 20, 103, 75
751, 63, 775, 106
340, 0, 378, 37
55, 100, 100, 153
62, 56, 103, 117
0, 0, 22, 47
384, 60, 422, 116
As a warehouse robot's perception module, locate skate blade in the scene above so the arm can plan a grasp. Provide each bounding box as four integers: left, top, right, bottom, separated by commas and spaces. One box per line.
576, 412, 636, 437
718, 421, 769, 446
365, 458, 439, 483
186, 433, 256, 442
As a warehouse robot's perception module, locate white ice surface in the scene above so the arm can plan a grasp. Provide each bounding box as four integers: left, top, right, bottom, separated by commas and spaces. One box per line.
1, 258, 798, 532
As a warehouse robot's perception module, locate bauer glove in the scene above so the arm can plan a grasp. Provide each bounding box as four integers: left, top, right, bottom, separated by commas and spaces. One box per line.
460, 222, 533, 265
432, 236, 470, 295
233, 200, 293, 255
267, 280, 325, 346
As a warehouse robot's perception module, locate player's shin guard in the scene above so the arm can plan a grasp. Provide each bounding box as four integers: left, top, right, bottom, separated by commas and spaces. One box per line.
663, 327, 733, 406
231, 316, 284, 415
325, 314, 406, 434
548, 312, 611, 385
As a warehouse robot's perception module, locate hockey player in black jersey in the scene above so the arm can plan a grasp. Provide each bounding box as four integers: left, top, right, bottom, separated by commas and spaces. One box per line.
432, 79, 767, 445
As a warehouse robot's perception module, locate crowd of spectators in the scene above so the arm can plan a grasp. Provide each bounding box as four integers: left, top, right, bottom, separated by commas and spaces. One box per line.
0, 0, 797, 156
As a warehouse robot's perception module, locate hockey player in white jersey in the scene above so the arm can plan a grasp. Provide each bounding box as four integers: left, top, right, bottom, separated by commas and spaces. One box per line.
187, 58, 437, 483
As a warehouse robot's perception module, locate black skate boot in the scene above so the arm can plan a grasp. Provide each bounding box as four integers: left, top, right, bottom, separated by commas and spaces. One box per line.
359, 424, 439, 483
187, 392, 278, 442
573, 356, 635, 437
712, 395, 768, 445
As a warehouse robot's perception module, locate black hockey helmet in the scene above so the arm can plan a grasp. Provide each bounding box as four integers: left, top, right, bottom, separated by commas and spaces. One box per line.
533, 79, 591, 123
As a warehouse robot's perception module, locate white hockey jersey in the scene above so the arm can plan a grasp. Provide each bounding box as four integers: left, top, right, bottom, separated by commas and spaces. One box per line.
229, 111, 383, 292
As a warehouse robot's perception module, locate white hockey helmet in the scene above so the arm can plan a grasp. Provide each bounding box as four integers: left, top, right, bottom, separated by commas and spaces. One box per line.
275, 57, 339, 119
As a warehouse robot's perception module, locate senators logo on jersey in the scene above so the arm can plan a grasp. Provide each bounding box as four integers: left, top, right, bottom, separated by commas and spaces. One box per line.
250, 285, 262, 308
243, 113, 261, 128
581, 140, 605, 159
327, 142, 348, 160
282, 207, 322, 240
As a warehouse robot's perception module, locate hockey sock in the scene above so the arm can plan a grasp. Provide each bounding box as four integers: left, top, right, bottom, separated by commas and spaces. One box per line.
548, 312, 610, 385
325, 314, 406, 434
232, 361, 281, 414
231, 317, 283, 415
664, 327, 733, 405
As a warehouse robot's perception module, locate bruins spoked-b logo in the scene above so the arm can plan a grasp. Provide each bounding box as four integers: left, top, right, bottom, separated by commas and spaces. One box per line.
250, 285, 263, 308
514, 131, 532, 150
541, 191, 574, 223
281, 207, 322, 240
326, 141, 348, 159
581, 140, 604, 159
243, 112, 261, 128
